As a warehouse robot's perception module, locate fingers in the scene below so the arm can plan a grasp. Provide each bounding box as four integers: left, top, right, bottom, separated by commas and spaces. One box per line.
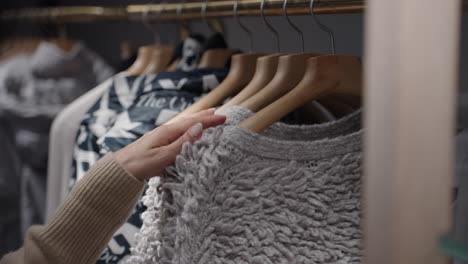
162, 114, 226, 153
163, 122, 204, 158
170, 114, 226, 138
145, 108, 216, 138
149, 114, 226, 147
116, 109, 224, 181
182, 108, 216, 120
166, 108, 216, 125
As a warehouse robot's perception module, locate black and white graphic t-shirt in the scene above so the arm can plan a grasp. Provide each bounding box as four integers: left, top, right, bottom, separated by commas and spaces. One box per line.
71, 33, 233, 263
98, 70, 224, 153
71, 67, 228, 264
71, 68, 228, 184
71, 34, 227, 184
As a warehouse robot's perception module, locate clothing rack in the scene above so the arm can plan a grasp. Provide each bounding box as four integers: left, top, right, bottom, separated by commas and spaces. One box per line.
1, 0, 466, 263
3, 0, 467, 24
1, 0, 364, 23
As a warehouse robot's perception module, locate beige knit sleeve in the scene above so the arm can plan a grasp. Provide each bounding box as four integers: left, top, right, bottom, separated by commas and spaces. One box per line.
0, 153, 145, 264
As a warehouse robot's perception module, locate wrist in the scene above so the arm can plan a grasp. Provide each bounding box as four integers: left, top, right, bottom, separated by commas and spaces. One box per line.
113, 151, 146, 181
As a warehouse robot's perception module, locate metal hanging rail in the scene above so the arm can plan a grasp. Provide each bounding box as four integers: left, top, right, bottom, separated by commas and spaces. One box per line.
126, 0, 364, 20
0, 0, 364, 23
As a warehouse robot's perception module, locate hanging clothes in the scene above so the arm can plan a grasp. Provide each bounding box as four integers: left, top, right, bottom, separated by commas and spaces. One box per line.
70, 69, 229, 186
170, 129, 362, 263
46, 78, 114, 223
46, 34, 210, 218
129, 106, 363, 264
71, 33, 229, 185
47, 34, 218, 216
68, 34, 233, 264
0, 41, 114, 256
87, 69, 228, 264
97, 68, 228, 154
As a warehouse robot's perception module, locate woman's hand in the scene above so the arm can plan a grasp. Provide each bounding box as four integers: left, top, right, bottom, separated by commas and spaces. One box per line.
114, 108, 226, 181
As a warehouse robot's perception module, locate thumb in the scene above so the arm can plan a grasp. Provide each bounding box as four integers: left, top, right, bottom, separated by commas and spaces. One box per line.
165, 122, 204, 155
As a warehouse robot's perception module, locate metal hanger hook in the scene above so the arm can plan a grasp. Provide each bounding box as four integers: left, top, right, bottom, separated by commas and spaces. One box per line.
176, 0, 185, 20
283, 0, 304, 52
201, 0, 211, 33
176, 0, 185, 18
142, 1, 161, 44
234, 0, 253, 52
156, 1, 168, 44
310, 0, 335, 54
177, 0, 190, 42
260, 0, 280, 52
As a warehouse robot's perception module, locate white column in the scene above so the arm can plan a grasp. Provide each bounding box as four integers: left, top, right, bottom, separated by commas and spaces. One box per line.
363, 0, 462, 263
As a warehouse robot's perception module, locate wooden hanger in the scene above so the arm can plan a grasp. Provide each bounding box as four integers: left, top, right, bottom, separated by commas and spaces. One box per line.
240, 55, 362, 133
127, 3, 174, 75
196, 0, 234, 69
166, 59, 180, 71
120, 41, 134, 61
218, 54, 280, 111
286, 0, 358, 121
126, 45, 158, 75
50, 38, 77, 52
197, 48, 237, 68
239, 53, 320, 112
143, 45, 174, 74
126, 45, 154, 75
168, 53, 263, 123
215, 0, 273, 112
234, 0, 323, 114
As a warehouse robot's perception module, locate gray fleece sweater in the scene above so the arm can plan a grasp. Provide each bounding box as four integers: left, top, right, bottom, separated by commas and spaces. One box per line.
129, 106, 363, 264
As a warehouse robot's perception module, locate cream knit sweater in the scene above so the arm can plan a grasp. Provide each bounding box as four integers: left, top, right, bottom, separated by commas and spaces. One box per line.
0, 154, 145, 264
130, 106, 363, 264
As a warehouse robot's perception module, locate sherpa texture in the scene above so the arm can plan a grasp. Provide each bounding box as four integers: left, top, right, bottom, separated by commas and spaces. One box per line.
128, 106, 363, 264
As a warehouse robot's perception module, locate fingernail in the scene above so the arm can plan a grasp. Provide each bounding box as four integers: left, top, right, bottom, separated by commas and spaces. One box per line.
189, 122, 203, 138
207, 108, 216, 113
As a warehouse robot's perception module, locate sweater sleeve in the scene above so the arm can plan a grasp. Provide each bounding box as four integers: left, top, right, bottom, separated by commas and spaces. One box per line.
0, 153, 145, 264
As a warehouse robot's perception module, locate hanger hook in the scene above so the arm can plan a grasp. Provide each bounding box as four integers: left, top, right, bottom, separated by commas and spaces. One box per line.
310, 0, 335, 54
260, 0, 280, 52
283, 0, 304, 52
142, 1, 161, 44
234, 0, 253, 52
156, 1, 167, 45
177, 0, 190, 42
176, 0, 185, 18
201, 0, 211, 33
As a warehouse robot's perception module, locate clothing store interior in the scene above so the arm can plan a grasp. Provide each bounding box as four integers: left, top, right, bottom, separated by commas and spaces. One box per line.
0, 0, 468, 263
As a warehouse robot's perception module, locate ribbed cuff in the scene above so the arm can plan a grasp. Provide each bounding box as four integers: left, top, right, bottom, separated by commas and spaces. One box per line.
38, 153, 145, 264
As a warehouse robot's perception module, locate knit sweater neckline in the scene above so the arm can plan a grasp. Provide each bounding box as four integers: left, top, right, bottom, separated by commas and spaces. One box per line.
220, 124, 363, 161
128, 106, 363, 264
220, 105, 362, 141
